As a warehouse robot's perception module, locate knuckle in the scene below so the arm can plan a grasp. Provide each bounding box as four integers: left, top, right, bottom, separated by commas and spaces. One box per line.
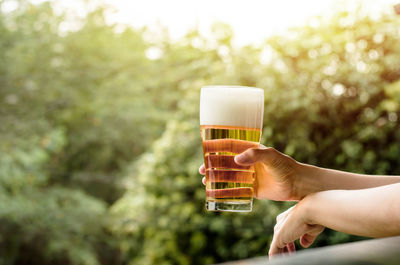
246, 148, 256, 156
274, 234, 284, 248
262, 147, 281, 163
253, 148, 270, 159
248, 148, 260, 157
276, 213, 282, 222
267, 147, 278, 154
244, 148, 262, 161
275, 234, 285, 248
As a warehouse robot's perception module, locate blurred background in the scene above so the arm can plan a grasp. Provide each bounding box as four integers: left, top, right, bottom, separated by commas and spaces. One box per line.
1, 0, 400, 264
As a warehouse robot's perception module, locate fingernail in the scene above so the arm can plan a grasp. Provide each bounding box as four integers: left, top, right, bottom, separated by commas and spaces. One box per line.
234, 154, 245, 163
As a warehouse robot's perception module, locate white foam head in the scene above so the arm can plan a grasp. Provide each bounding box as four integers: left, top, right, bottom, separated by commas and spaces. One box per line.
200, 86, 264, 129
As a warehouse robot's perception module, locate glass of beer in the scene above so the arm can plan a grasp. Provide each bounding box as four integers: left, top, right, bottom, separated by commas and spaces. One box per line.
200, 86, 264, 212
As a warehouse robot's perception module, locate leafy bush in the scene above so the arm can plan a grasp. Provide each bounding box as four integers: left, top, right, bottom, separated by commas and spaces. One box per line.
112, 8, 400, 265
1, 1, 400, 264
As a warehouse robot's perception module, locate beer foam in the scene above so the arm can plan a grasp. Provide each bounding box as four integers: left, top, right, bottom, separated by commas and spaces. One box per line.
200, 86, 264, 129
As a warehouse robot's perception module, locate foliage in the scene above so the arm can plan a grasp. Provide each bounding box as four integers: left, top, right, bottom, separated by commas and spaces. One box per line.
112, 8, 400, 265
110, 120, 283, 264
1, 0, 400, 264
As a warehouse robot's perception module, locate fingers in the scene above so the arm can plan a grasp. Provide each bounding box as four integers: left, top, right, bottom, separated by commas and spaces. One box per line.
200, 164, 206, 185
201, 145, 279, 170
286, 242, 296, 253
269, 238, 295, 258
234, 147, 279, 166
300, 234, 314, 248
270, 224, 323, 259
270, 208, 293, 258
199, 164, 205, 175
270, 205, 318, 259
299, 226, 324, 248
276, 206, 294, 222
274, 206, 294, 234
268, 236, 280, 258
199, 164, 206, 185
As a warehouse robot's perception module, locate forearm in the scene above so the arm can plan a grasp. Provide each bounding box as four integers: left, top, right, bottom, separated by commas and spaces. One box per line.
302, 183, 400, 238
295, 163, 400, 198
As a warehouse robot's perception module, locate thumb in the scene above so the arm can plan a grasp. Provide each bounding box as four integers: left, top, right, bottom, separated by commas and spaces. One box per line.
234, 146, 278, 166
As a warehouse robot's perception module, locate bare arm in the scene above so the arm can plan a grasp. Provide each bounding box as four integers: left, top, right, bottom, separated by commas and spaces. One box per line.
304, 183, 400, 237
269, 183, 400, 257
295, 164, 400, 199
200, 146, 400, 201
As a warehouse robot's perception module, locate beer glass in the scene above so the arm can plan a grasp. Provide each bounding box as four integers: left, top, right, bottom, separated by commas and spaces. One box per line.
200, 86, 264, 212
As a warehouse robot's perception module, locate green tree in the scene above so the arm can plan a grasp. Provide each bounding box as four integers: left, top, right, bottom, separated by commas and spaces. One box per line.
111, 9, 400, 265
2, 0, 400, 264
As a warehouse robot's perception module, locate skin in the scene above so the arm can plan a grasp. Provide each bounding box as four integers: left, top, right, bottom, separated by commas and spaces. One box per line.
200, 145, 304, 201
199, 146, 400, 258
269, 184, 400, 257
199, 145, 400, 200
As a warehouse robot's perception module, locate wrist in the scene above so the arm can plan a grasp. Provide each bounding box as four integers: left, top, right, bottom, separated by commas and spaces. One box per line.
297, 192, 319, 225
292, 162, 324, 200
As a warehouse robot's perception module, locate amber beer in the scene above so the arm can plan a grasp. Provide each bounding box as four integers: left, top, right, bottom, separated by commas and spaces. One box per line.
200, 86, 264, 212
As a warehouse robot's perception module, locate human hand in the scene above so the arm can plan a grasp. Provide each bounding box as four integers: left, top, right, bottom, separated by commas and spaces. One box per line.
199, 145, 304, 201
268, 198, 325, 258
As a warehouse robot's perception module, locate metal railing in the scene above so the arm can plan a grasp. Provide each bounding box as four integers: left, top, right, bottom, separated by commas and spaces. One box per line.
218, 236, 400, 265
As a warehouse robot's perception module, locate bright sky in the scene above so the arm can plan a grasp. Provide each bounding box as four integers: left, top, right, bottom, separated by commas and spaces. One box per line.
103, 0, 398, 46
9, 0, 400, 46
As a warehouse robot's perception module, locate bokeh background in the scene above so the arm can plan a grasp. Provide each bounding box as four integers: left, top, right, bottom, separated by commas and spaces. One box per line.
1, 0, 400, 264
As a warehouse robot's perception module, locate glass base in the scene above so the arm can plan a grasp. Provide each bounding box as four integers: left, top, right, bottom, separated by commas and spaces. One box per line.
206, 200, 252, 212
